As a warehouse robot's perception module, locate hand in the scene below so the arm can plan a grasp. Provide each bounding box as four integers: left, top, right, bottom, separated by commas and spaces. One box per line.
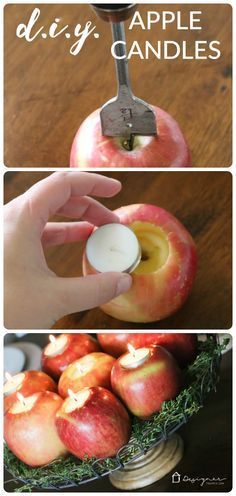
4, 172, 132, 329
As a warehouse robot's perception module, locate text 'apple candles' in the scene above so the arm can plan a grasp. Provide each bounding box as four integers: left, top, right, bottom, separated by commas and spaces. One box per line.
85, 223, 141, 273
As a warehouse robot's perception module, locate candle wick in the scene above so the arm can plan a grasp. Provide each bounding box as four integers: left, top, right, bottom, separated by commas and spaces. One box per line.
110, 247, 125, 254
17, 392, 26, 407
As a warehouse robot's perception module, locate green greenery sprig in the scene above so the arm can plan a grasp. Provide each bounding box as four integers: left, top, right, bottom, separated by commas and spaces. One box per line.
4, 336, 227, 492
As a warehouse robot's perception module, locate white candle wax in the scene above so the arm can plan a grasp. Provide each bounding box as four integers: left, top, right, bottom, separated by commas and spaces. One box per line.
64, 389, 91, 413
44, 334, 68, 357
4, 372, 25, 396
120, 346, 150, 369
85, 223, 141, 273
10, 393, 38, 414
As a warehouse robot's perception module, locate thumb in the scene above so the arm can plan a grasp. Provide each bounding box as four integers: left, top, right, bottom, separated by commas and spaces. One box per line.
54, 272, 132, 318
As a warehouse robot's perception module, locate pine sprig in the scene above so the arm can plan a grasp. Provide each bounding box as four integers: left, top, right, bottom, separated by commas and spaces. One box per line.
4, 335, 227, 492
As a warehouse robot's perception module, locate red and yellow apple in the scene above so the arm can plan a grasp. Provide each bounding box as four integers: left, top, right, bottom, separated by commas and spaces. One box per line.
83, 204, 197, 323
58, 352, 115, 398
97, 333, 197, 367
111, 345, 181, 418
4, 370, 57, 414
41, 333, 100, 380
70, 107, 191, 168
4, 391, 67, 467
55, 386, 131, 459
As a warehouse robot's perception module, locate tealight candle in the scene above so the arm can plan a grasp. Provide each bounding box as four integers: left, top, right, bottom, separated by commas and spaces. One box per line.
85, 223, 141, 273
120, 344, 150, 369
65, 388, 91, 413
12, 392, 38, 413
44, 334, 69, 357
4, 372, 25, 396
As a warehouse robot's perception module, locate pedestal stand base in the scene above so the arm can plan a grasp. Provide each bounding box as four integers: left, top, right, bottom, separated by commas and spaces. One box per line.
109, 434, 183, 490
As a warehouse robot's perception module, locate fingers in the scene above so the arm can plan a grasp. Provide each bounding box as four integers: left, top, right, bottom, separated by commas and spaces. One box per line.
24, 172, 122, 232
42, 222, 94, 247
57, 196, 119, 225
55, 272, 132, 317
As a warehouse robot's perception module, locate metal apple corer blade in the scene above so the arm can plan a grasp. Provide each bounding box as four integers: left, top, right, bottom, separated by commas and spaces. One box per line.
100, 22, 157, 150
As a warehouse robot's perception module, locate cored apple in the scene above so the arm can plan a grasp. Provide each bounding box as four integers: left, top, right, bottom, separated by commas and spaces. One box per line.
83, 204, 197, 323
97, 333, 197, 367
41, 333, 100, 380
111, 345, 181, 418
56, 387, 131, 459
4, 391, 67, 467
4, 370, 57, 414
70, 106, 191, 168
58, 352, 115, 398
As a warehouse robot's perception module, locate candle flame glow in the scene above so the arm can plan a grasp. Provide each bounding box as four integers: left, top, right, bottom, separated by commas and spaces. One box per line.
49, 334, 56, 344
5, 372, 12, 382
68, 389, 78, 402
16, 392, 26, 407
127, 343, 136, 357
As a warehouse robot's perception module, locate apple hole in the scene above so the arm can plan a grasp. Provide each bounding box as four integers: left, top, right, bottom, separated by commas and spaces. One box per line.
117, 136, 153, 152
130, 221, 169, 275
141, 251, 149, 261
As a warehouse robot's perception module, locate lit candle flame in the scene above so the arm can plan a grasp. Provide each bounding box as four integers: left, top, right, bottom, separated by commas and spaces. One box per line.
16, 392, 26, 407
68, 389, 78, 402
127, 343, 136, 357
49, 334, 56, 344
5, 372, 13, 382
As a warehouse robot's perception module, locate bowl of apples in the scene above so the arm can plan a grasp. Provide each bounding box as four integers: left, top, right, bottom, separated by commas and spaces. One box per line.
4, 333, 224, 492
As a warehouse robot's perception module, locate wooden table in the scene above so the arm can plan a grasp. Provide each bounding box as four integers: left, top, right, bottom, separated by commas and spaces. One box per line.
4, 333, 232, 492
4, 3, 232, 168
4, 170, 232, 330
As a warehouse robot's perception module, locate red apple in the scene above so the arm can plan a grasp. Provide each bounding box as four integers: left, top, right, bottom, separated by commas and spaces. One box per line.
83, 204, 197, 323
97, 333, 131, 358
70, 106, 191, 168
111, 345, 181, 418
97, 333, 197, 367
58, 352, 115, 398
4, 370, 57, 414
55, 387, 131, 459
4, 391, 67, 467
41, 333, 100, 380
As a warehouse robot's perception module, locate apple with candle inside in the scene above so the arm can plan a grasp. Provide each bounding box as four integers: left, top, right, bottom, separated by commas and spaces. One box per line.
41, 333, 100, 380
55, 386, 131, 459
83, 204, 197, 323
4, 391, 67, 467
70, 107, 191, 168
4, 370, 57, 414
58, 352, 115, 398
111, 344, 181, 418
97, 333, 197, 367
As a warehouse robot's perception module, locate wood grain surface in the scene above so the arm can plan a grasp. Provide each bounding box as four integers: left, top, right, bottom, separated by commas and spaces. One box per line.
4, 170, 232, 330
4, 3, 232, 168
4, 333, 232, 492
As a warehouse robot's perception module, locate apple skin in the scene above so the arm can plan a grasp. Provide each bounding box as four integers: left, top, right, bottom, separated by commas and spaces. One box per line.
83, 204, 197, 323
4, 370, 57, 414
4, 391, 67, 467
55, 386, 131, 459
70, 106, 191, 168
111, 345, 181, 418
41, 334, 100, 380
58, 352, 116, 398
97, 333, 197, 367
